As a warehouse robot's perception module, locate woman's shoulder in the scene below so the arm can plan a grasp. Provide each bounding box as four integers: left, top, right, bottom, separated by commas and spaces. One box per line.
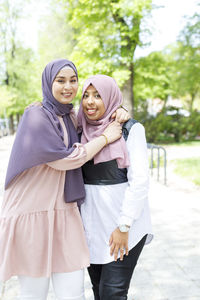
21, 105, 51, 126
122, 119, 144, 141
23, 105, 47, 118
17, 106, 53, 136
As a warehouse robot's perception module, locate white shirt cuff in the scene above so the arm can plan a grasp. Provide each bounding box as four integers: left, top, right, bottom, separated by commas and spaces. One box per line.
118, 215, 133, 227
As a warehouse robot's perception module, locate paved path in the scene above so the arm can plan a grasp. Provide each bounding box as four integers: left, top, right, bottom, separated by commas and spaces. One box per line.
0, 135, 200, 300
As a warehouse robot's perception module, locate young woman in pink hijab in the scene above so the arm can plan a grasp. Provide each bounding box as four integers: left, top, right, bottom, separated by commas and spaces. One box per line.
78, 75, 153, 300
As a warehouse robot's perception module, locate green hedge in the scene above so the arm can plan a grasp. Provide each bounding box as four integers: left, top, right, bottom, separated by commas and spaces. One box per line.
135, 106, 200, 143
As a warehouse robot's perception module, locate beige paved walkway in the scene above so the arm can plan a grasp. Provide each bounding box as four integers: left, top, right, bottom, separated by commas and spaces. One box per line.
0, 135, 200, 300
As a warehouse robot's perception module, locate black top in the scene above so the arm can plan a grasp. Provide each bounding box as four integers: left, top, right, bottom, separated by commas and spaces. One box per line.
82, 119, 138, 185
82, 159, 128, 185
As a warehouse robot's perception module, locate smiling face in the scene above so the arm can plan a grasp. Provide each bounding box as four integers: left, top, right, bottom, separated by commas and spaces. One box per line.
52, 67, 78, 104
82, 85, 106, 121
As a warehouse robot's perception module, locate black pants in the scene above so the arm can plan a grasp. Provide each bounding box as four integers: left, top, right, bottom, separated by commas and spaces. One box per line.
88, 235, 147, 300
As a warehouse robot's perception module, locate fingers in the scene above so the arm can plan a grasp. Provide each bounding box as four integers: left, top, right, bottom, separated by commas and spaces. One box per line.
125, 244, 129, 256
110, 243, 115, 257
120, 247, 124, 261
116, 112, 129, 123
109, 228, 129, 261
110, 242, 120, 261
110, 244, 129, 261
111, 112, 116, 119
115, 113, 124, 123
120, 245, 129, 261
114, 245, 120, 261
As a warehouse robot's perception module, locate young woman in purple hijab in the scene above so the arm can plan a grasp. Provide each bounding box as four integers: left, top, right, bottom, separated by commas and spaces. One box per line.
78, 75, 153, 300
0, 60, 127, 300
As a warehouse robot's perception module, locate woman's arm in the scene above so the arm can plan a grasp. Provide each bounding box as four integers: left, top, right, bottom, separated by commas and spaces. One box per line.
26, 102, 130, 124
109, 123, 149, 260
47, 121, 122, 171
112, 107, 130, 123
119, 123, 149, 225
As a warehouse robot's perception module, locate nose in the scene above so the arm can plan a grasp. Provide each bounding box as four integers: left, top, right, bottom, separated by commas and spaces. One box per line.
64, 81, 71, 89
87, 95, 94, 104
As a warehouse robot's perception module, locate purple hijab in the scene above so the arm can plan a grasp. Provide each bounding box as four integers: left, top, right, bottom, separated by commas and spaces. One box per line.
5, 59, 85, 206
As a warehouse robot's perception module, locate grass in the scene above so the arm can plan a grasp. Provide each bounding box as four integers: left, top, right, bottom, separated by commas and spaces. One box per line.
149, 156, 164, 168
173, 157, 200, 186
160, 140, 200, 147
158, 140, 200, 147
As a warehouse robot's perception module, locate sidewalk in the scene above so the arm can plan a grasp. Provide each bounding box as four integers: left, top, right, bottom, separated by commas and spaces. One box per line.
0, 135, 200, 300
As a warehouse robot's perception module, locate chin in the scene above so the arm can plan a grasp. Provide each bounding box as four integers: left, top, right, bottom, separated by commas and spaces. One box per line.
88, 116, 98, 121
61, 99, 72, 104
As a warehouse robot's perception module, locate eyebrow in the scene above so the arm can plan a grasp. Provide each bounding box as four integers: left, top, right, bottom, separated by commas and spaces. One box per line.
55, 75, 77, 79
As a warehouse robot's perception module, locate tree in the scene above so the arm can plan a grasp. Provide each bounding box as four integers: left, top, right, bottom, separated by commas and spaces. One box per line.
134, 50, 175, 107
60, 0, 153, 115
171, 42, 200, 112
0, 0, 40, 132
174, 5, 200, 111
37, 3, 75, 68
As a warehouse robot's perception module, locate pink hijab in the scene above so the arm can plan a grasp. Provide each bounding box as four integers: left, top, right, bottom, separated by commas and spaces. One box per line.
77, 75, 130, 168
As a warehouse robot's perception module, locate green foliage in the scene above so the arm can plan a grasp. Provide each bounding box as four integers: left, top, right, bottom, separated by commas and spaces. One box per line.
170, 42, 200, 111
38, 4, 74, 67
0, 0, 41, 117
0, 46, 41, 116
173, 7, 200, 111
135, 105, 200, 143
0, 85, 13, 117
134, 51, 175, 103
173, 157, 200, 186
60, 0, 153, 88
134, 5, 200, 112
164, 141, 200, 147
149, 155, 164, 168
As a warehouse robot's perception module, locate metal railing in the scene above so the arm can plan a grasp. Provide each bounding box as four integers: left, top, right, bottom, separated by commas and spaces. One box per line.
147, 143, 167, 185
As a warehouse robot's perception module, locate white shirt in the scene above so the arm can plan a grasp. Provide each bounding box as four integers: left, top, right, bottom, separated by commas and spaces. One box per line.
81, 123, 153, 264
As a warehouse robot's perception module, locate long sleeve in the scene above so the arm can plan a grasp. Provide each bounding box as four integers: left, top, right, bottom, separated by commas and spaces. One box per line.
119, 123, 149, 226
46, 115, 87, 171
46, 143, 87, 171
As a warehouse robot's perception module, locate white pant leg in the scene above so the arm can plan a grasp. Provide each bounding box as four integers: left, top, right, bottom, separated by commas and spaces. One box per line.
52, 269, 85, 300
18, 276, 50, 300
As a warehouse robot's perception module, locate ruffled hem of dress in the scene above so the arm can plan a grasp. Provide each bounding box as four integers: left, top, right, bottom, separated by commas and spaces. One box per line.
0, 209, 90, 282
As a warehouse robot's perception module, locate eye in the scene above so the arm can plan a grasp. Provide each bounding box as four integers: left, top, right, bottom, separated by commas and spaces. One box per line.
83, 93, 88, 99
95, 93, 101, 99
57, 79, 64, 83
71, 79, 77, 83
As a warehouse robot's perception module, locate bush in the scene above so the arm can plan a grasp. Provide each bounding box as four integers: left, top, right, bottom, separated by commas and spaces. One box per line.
135, 105, 200, 143
173, 158, 200, 186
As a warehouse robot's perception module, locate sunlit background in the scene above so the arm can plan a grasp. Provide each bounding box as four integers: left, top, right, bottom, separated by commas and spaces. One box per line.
0, 0, 200, 138
0, 2, 200, 299
0, 0, 200, 175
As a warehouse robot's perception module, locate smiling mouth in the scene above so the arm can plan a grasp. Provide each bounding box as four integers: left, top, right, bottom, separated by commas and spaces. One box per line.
86, 108, 97, 115
62, 93, 72, 98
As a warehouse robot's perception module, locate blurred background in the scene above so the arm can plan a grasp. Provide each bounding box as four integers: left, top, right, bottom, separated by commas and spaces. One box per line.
0, 1, 200, 299
1, 0, 200, 186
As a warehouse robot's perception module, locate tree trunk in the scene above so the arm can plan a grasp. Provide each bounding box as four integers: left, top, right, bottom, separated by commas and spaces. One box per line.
189, 93, 195, 112
9, 115, 15, 135
121, 64, 134, 117
16, 113, 20, 126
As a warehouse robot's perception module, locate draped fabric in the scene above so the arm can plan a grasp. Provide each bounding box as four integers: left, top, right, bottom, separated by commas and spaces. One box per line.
77, 75, 130, 168
5, 59, 85, 205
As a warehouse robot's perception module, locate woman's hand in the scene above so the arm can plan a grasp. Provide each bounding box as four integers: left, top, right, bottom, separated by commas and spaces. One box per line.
25, 102, 42, 110
111, 107, 131, 123
103, 121, 122, 144
109, 228, 129, 261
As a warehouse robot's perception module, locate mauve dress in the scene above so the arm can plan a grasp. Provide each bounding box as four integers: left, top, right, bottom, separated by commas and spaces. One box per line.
0, 116, 90, 282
